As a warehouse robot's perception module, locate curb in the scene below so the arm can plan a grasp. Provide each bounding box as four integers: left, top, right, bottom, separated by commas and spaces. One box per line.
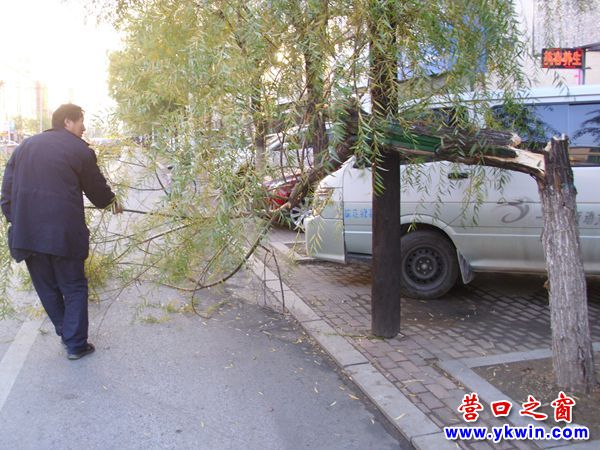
249, 254, 456, 450
439, 347, 600, 450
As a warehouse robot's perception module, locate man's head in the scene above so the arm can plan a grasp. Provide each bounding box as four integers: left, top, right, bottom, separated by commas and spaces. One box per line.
52, 104, 86, 138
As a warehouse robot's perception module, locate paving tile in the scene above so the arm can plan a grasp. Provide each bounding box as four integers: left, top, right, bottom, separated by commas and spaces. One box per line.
389, 367, 411, 381
442, 392, 467, 411
430, 406, 462, 426
406, 354, 426, 367
405, 381, 429, 395
398, 360, 422, 375
344, 363, 440, 440
377, 356, 398, 370
414, 348, 437, 360
444, 348, 464, 359
389, 350, 409, 363
413, 401, 430, 415
425, 383, 452, 399
427, 413, 445, 428
437, 376, 460, 390
419, 392, 445, 409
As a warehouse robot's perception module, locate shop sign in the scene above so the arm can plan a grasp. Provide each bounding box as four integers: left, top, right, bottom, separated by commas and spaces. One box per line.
542, 48, 585, 69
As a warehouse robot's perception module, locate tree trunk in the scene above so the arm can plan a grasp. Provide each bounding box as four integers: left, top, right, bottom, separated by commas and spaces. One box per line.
369, 0, 401, 338
371, 147, 401, 338
536, 136, 597, 392
251, 87, 267, 172
302, 0, 328, 167
304, 49, 327, 166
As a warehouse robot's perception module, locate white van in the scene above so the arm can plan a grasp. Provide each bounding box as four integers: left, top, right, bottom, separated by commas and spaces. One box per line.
304, 85, 600, 299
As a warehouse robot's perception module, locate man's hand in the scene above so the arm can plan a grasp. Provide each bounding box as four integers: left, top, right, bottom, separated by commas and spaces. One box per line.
111, 200, 124, 214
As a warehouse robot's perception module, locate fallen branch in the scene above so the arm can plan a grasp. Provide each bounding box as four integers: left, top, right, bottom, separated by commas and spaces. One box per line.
92, 108, 550, 314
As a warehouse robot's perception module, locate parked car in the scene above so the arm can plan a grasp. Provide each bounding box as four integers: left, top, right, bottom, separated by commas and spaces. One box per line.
265, 124, 335, 170
262, 125, 337, 229
262, 173, 311, 229
304, 85, 600, 299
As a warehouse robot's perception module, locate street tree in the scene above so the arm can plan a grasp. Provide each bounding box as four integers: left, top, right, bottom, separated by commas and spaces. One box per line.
363, 0, 527, 336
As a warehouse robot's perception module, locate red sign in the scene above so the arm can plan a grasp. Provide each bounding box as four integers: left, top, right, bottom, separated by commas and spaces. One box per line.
542, 48, 585, 69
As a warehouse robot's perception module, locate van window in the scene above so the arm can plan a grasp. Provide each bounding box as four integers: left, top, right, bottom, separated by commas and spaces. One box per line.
491, 103, 563, 145
492, 102, 600, 166
570, 104, 600, 165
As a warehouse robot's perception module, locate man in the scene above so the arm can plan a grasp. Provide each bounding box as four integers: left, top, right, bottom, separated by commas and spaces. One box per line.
1, 104, 122, 360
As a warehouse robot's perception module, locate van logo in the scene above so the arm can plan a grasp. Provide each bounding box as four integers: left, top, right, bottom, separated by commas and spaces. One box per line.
344, 208, 373, 219
497, 200, 530, 224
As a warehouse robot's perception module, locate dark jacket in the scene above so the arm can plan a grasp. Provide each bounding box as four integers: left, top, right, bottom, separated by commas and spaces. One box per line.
1, 129, 115, 261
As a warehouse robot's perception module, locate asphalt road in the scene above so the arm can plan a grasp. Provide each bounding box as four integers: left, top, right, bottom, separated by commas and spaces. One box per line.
0, 276, 404, 449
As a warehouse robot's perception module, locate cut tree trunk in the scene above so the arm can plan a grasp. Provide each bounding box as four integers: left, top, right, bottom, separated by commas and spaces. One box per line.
536, 136, 597, 393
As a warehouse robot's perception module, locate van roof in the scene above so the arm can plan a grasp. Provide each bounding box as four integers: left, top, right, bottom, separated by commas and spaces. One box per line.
455, 84, 600, 104
364, 84, 600, 113
511, 84, 600, 102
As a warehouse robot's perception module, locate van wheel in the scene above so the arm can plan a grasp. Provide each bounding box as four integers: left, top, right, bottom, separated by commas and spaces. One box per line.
288, 197, 311, 231
400, 230, 458, 299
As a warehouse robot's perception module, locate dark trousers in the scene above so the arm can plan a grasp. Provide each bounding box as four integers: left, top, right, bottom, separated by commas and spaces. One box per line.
25, 253, 89, 353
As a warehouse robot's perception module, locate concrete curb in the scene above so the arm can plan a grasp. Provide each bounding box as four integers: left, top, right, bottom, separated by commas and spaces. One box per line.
249, 255, 455, 450
439, 347, 600, 450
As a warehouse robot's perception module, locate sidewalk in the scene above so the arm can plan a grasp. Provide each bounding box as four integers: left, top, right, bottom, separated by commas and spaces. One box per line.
248, 227, 600, 450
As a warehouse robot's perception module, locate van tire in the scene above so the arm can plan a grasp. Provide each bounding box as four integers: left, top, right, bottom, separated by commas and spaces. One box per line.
400, 230, 458, 299
288, 197, 311, 231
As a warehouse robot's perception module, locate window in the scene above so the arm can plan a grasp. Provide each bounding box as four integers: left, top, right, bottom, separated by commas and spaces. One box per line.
491, 103, 564, 147
492, 102, 600, 166
570, 104, 600, 165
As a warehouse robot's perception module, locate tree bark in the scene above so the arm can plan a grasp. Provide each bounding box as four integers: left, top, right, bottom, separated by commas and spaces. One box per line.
371, 149, 401, 338
289, 0, 329, 169
304, 50, 328, 166
536, 136, 596, 392
215, 7, 269, 172
369, 0, 401, 338
251, 87, 267, 172
283, 107, 359, 209
303, 0, 328, 167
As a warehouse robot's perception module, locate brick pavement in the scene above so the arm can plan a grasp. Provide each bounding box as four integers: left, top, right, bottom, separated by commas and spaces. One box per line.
257, 228, 600, 450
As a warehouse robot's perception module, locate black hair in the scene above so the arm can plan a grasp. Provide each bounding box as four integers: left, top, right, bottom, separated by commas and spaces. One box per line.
51, 104, 84, 129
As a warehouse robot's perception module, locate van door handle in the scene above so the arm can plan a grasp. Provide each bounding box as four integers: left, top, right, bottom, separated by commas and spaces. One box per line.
448, 172, 469, 180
